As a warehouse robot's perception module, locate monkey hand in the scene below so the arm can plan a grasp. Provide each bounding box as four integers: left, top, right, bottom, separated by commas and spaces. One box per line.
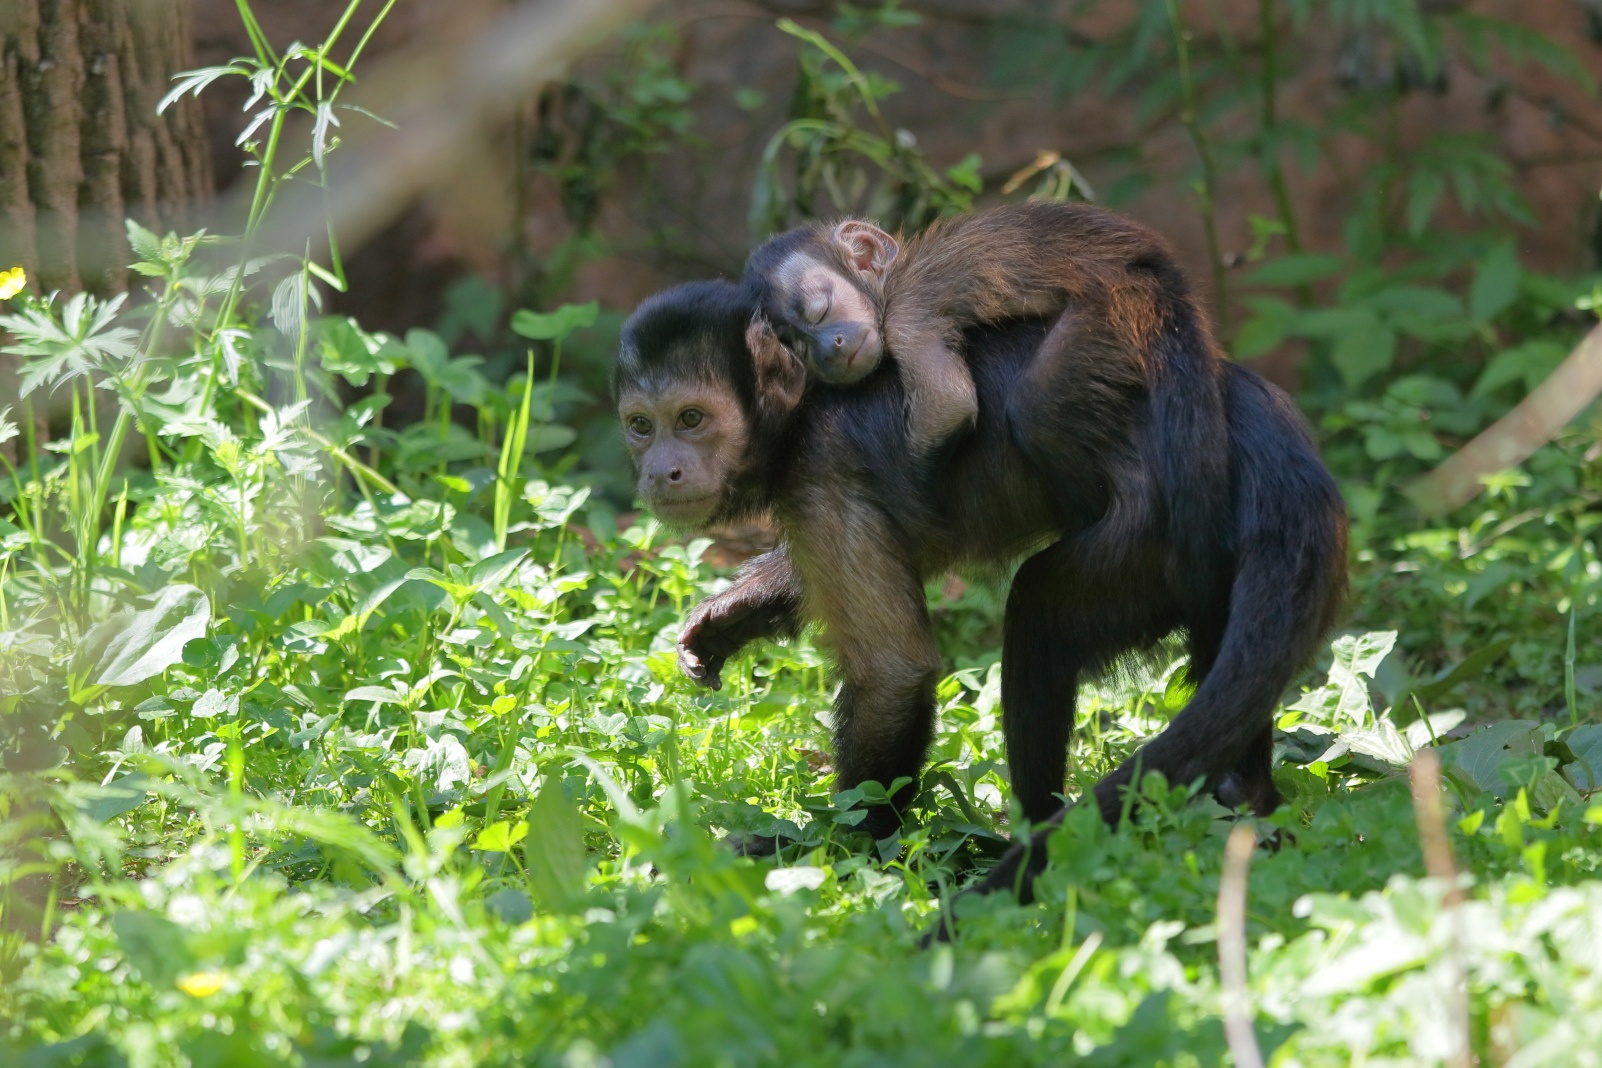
676, 587, 796, 691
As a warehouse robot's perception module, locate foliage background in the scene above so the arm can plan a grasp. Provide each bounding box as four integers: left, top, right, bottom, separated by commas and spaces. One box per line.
2, 1, 1602, 1066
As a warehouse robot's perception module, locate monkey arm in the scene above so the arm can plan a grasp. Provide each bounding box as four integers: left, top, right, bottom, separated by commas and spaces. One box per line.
676, 545, 803, 690
883, 312, 978, 455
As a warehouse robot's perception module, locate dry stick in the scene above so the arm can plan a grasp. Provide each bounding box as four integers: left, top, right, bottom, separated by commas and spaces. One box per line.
1407, 322, 1602, 517
1217, 824, 1264, 1068
1408, 749, 1471, 1068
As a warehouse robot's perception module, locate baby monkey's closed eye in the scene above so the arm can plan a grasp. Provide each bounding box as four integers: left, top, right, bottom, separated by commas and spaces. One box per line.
802, 292, 831, 324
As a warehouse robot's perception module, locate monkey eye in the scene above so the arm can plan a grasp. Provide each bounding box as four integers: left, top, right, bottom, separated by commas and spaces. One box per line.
802, 292, 831, 324
678, 408, 704, 430
627, 415, 652, 436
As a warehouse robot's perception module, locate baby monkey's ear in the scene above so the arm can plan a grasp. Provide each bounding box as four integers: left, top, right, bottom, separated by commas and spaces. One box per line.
746, 313, 806, 414
832, 220, 898, 280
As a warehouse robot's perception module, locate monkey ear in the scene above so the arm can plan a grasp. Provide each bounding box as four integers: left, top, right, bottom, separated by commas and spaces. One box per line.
833, 220, 898, 279
747, 314, 806, 413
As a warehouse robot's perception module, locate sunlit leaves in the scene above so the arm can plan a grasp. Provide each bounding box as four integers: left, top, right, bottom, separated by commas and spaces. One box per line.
523, 776, 587, 912
1, 292, 138, 395
77, 584, 212, 690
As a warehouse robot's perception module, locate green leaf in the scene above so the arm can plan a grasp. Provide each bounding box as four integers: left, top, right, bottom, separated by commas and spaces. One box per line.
112, 910, 195, 987
1470, 241, 1521, 322
474, 819, 529, 853
124, 218, 163, 265
403, 328, 449, 377
1410, 637, 1515, 704
1565, 724, 1602, 792
524, 775, 586, 912
468, 548, 529, 591
1402, 429, 1443, 461
510, 301, 600, 342
1439, 721, 1542, 795
1290, 632, 1395, 727
1331, 321, 1397, 391
405, 566, 476, 604
344, 685, 402, 705
82, 773, 152, 822
82, 584, 212, 689
1232, 297, 1297, 359
1243, 253, 1343, 287
1473, 340, 1566, 396
181, 636, 220, 671
525, 423, 577, 455
1363, 427, 1404, 461
1405, 171, 1444, 235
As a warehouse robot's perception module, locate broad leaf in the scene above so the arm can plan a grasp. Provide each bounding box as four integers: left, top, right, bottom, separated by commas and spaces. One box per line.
1440, 721, 1542, 795
83, 584, 211, 688
1565, 724, 1602, 792
510, 301, 599, 342
524, 775, 586, 912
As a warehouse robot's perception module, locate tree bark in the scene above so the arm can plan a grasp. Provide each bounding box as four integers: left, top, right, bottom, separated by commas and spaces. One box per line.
0, 0, 212, 294
1, 0, 210, 462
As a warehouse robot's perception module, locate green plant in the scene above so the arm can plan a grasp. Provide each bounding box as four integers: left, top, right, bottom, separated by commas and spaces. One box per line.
750, 20, 984, 239
5, 4, 1602, 1065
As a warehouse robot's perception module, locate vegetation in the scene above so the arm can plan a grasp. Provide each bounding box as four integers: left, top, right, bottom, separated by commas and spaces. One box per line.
2, 2, 1600, 1065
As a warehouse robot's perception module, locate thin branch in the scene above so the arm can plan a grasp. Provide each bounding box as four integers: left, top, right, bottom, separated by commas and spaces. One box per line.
1406, 322, 1602, 516
1408, 749, 1471, 1068
1218, 824, 1264, 1068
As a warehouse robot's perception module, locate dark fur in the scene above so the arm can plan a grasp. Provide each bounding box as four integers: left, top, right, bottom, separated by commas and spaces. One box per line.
744, 202, 1234, 602
616, 222, 1346, 918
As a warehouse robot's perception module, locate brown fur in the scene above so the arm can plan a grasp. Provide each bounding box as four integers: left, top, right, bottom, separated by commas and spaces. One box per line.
764, 201, 1181, 455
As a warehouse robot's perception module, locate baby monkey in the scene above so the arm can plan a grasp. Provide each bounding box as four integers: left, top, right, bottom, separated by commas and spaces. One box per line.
743, 201, 1171, 455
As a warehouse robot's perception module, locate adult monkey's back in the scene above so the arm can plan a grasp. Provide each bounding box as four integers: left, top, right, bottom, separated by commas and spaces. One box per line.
613, 272, 1345, 910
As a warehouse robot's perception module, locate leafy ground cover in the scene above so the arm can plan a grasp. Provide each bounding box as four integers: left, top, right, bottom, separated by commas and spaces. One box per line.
4, 4, 1602, 1066
2, 267, 1600, 1065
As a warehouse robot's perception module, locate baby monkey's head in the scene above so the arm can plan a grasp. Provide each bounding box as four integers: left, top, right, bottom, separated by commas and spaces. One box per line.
743, 219, 899, 384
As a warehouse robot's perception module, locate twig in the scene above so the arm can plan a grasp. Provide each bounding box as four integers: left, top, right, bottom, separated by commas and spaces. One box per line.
1408, 749, 1471, 1068
1218, 824, 1264, 1068
1406, 322, 1602, 516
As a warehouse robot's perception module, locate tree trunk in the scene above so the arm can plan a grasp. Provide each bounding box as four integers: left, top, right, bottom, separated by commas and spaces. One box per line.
0, 0, 210, 461
0, 0, 212, 294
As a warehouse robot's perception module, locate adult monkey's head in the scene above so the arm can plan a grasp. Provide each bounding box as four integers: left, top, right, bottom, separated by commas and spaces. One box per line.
743, 219, 898, 384
614, 280, 806, 532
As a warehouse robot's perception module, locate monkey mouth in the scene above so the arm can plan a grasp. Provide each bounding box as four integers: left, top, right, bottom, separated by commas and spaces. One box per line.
651, 493, 720, 527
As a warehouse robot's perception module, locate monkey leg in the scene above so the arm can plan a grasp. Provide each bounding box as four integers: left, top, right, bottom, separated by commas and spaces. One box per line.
883, 314, 978, 455
787, 489, 944, 842
1177, 618, 1276, 815
1002, 540, 1176, 826
1212, 723, 1281, 816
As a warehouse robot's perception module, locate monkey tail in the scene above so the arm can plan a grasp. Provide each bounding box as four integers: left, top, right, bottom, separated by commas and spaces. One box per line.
1144, 275, 1234, 618
1100, 362, 1347, 809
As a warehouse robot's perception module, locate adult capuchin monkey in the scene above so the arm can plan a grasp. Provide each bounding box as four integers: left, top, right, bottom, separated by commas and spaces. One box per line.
612, 209, 1346, 917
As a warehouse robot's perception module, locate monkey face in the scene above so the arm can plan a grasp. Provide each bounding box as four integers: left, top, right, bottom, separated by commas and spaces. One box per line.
771, 251, 885, 384
617, 379, 750, 531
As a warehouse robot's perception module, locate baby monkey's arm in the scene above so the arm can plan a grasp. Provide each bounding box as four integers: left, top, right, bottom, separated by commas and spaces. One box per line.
883, 311, 978, 455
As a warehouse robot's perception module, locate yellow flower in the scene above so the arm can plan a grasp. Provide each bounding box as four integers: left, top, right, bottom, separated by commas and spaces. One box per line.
0, 267, 25, 300
176, 970, 228, 997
